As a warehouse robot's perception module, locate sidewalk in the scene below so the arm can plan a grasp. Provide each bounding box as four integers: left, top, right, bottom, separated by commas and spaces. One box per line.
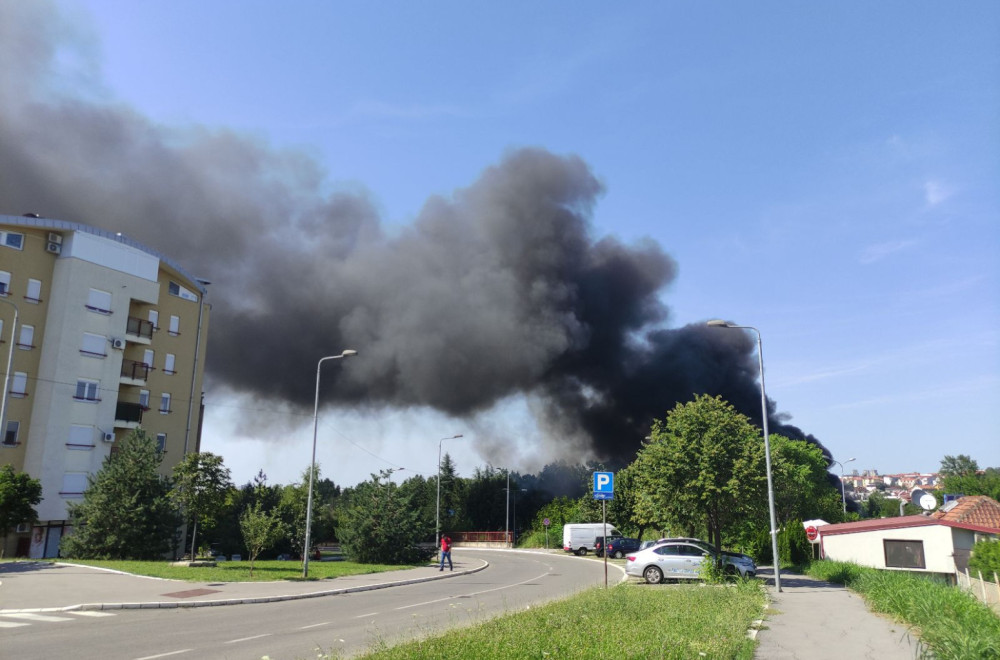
752, 568, 924, 659
0, 559, 486, 613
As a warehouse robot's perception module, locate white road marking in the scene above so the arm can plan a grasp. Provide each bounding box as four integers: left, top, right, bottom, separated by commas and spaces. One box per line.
353, 612, 378, 618
225, 633, 272, 644
0, 621, 30, 628
395, 568, 552, 610
2, 612, 75, 622
70, 611, 117, 617
133, 650, 193, 660
298, 621, 331, 630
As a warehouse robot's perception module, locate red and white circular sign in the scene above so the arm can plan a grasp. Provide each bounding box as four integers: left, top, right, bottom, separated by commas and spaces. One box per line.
805, 526, 818, 542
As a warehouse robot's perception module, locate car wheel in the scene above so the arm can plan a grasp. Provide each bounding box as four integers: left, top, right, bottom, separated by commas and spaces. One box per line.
643, 566, 663, 584
576, 547, 587, 556
613, 550, 624, 559
724, 565, 739, 579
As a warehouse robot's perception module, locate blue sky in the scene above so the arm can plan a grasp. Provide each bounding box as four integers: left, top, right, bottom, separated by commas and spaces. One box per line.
39, 1, 1000, 486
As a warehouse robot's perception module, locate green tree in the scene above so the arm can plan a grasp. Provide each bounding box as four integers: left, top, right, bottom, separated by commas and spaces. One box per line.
633, 395, 764, 553
62, 429, 180, 559
337, 470, 433, 564
770, 435, 842, 523
941, 466, 1000, 502
968, 538, 1000, 576
0, 465, 42, 556
939, 455, 979, 478
240, 500, 286, 576
276, 466, 315, 558
170, 452, 232, 558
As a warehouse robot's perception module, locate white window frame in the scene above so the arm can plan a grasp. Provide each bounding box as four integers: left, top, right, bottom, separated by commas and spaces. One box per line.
67, 425, 95, 450
0, 271, 10, 296
168, 315, 180, 336
25, 278, 42, 303
160, 392, 171, 413
86, 288, 112, 314
81, 332, 107, 357
11, 371, 27, 397
139, 389, 150, 410
148, 309, 159, 329
1, 231, 24, 250
143, 349, 154, 368
156, 433, 167, 453
3, 421, 18, 446
18, 324, 34, 349
75, 379, 101, 402
164, 353, 176, 374
61, 472, 88, 496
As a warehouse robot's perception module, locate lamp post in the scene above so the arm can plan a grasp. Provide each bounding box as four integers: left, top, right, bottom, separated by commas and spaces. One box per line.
0, 298, 18, 442
707, 320, 782, 592
302, 349, 357, 578
831, 458, 856, 516
436, 434, 463, 557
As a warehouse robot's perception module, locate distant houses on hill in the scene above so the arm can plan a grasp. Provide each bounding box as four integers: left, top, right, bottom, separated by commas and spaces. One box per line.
840, 469, 944, 505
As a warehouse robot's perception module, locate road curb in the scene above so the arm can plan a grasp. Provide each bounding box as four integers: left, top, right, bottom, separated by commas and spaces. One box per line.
0, 560, 489, 614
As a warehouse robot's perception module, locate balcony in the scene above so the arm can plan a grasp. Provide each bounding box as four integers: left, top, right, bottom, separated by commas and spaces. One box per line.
120, 358, 152, 385
125, 316, 154, 344
114, 400, 145, 429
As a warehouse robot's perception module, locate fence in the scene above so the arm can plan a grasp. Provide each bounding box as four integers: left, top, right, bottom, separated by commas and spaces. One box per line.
955, 568, 1000, 614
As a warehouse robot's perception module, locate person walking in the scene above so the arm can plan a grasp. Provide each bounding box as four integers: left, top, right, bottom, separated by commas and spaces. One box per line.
439, 535, 453, 571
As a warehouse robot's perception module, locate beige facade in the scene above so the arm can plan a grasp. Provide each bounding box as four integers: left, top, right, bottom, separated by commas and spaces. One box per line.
0, 214, 209, 558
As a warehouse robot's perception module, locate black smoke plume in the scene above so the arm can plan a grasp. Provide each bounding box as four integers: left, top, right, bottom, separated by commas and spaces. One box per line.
0, 1, 823, 467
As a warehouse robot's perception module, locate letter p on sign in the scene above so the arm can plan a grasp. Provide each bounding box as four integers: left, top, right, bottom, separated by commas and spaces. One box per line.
593, 472, 614, 499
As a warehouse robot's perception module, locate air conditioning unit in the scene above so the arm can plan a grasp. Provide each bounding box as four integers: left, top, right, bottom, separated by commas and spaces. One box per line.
102, 432, 115, 443
46, 242, 62, 255
111, 338, 126, 350
16, 523, 31, 533
47, 232, 63, 244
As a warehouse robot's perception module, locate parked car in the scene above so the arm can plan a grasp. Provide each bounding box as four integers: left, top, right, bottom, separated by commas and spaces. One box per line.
648, 537, 756, 572
604, 536, 643, 559
625, 540, 756, 584
563, 523, 621, 556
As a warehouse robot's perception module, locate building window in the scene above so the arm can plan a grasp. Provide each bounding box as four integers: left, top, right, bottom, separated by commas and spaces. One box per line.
156, 433, 167, 453
75, 379, 101, 402
10, 372, 28, 397
168, 280, 198, 302
1, 231, 24, 250
139, 389, 150, 410
0, 271, 11, 296
168, 315, 180, 336
164, 353, 176, 374
148, 309, 159, 329
61, 472, 88, 497
86, 288, 113, 314
67, 425, 96, 450
2, 421, 18, 446
884, 540, 926, 569
25, 278, 42, 304
160, 392, 171, 413
143, 349, 154, 368
80, 332, 107, 357
17, 324, 34, 349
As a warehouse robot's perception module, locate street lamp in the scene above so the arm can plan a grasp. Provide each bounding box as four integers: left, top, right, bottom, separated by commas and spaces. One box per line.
0, 299, 18, 443
707, 319, 782, 592
302, 349, 357, 578
436, 434, 464, 558
831, 457, 856, 516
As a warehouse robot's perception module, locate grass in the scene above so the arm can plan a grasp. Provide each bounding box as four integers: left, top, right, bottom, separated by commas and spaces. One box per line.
33, 558, 418, 582
806, 560, 1000, 659
348, 579, 765, 660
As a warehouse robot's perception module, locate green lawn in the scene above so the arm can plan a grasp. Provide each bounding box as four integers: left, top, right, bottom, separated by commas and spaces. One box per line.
351, 580, 765, 660
36, 558, 418, 582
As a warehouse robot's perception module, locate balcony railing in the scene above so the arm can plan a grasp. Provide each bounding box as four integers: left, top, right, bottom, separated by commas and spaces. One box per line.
126, 316, 155, 340
121, 359, 152, 381
115, 400, 145, 425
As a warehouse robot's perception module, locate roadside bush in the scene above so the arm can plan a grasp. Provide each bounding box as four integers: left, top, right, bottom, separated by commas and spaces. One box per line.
777, 519, 811, 566
968, 538, 1000, 577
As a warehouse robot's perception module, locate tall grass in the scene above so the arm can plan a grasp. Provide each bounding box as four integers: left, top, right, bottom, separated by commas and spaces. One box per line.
807, 560, 1000, 659
350, 580, 765, 659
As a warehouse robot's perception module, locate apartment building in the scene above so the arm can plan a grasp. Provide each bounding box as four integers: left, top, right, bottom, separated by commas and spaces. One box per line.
0, 214, 210, 558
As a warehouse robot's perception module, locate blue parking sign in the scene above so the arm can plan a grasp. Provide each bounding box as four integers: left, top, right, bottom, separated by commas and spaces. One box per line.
593, 472, 614, 500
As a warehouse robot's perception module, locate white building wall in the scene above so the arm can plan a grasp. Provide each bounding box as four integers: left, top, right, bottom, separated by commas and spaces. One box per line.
822, 524, 957, 574
22, 243, 159, 522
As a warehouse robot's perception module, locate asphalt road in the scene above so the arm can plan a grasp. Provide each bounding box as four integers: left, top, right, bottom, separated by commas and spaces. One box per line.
2, 550, 617, 660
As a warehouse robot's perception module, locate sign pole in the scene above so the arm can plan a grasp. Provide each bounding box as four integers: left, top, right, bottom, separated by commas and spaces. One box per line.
602, 499, 608, 588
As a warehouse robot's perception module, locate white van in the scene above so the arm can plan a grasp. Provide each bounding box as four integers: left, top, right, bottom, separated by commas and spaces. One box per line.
563, 523, 621, 555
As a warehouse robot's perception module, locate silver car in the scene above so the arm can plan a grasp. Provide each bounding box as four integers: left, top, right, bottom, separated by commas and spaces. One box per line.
625, 540, 755, 584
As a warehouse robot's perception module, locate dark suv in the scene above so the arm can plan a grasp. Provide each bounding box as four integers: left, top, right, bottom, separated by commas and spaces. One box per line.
596, 536, 642, 558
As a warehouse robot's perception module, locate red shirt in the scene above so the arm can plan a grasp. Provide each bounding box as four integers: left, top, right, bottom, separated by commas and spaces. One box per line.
441, 537, 452, 552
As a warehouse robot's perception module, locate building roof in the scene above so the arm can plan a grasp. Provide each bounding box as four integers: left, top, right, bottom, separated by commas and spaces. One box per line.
820, 496, 1000, 537
931, 495, 1000, 529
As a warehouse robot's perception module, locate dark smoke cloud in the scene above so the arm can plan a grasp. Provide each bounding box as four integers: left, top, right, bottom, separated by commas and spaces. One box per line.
0, 1, 824, 466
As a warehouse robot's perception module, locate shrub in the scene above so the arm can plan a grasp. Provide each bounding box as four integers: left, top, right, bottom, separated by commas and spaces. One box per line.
968, 538, 1000, 577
